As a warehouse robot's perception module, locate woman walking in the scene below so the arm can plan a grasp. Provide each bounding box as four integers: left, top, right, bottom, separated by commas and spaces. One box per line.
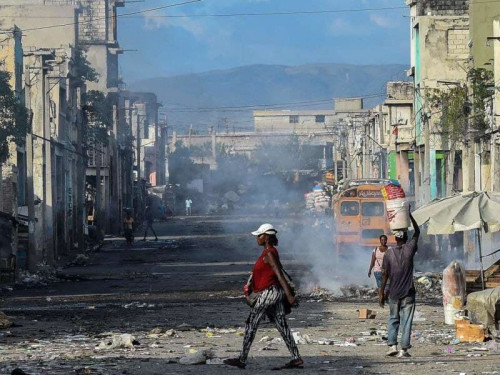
368, 235, 389, 292
224, 223, 303, 370
123, 210, 135, 247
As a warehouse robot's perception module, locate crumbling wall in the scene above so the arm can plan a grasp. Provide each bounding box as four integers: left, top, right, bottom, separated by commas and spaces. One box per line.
386, 82, 414, 101
415, 0, 469, 16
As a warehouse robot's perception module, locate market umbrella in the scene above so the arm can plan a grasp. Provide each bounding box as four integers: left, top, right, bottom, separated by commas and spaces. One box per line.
412, 191, 500, 289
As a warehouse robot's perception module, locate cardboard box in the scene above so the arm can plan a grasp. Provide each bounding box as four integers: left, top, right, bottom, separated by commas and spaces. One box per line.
455, 320, 486, 343
358, 309, 377, 319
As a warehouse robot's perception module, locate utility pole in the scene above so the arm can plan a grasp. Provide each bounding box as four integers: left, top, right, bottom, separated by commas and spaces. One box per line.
95, 142, 102, 236
332, 143, 337, 181
424, 112, 431, 203
42, 63, 54, 263
25, 65, 37, 271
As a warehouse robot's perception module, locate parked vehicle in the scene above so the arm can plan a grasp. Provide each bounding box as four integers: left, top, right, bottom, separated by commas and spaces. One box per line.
332, 179, 396, 255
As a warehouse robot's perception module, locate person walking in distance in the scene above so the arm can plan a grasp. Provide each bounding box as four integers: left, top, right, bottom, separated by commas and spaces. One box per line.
123, 209, 135, 247
224, 224, 303, 370
185, 198, 192, 216
368, 235, 389, 298
379, 209, 420, 358
142, 205, 158, 241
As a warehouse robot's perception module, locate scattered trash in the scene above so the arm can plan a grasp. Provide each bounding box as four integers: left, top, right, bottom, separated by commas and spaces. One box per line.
455, 321, 487, 343
340, 285, 377, 299
0, 311, 12, 329
358, 308, 377, 319
69, 254, 89, 266
206, 358, 224, 365
179, 349, 214, 365
98, 334, 140, 350
413, 311, 426, 322
293, 332, 311, 345
149, 327, 163, 335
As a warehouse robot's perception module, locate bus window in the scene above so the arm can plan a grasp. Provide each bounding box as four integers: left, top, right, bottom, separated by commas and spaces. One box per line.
362, 229, 385, 239
361, 202, 384, 217
341, 201, 359, 216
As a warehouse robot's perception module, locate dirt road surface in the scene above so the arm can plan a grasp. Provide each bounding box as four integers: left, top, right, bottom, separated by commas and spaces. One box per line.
1, 215, 499, 374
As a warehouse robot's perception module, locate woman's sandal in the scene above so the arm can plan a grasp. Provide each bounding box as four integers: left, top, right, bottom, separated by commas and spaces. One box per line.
272, 358, 304, 370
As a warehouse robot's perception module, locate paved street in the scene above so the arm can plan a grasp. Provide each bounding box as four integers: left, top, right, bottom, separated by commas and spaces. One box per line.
1, 215, 500, 374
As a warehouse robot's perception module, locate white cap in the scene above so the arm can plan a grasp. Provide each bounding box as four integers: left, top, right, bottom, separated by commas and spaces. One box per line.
251, 223, 277, 236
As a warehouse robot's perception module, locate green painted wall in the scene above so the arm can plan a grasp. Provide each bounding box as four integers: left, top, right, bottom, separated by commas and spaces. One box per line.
470, 0, 500, 69
389, 151, 397, 180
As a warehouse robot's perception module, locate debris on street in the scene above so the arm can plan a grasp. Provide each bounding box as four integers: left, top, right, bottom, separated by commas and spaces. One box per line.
179, 349, 215, 365
97, 334, 140, 350
0, 311, 12, 328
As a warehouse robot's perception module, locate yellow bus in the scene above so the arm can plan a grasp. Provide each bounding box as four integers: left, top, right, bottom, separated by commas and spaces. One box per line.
332, 179, 396, 254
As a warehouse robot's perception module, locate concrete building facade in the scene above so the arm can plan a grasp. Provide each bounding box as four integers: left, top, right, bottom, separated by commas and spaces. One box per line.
408, 0, 470, 206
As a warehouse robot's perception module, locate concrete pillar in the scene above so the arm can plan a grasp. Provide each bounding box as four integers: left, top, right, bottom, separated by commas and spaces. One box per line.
430, 148, 437, 199
462, 144, 475, 192
211, 132, 216, 160
414, 149, 421, 206
492, 20, 500, 191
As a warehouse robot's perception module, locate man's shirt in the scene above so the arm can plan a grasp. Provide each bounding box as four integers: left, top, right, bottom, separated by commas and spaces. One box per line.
382, 237, 418, 300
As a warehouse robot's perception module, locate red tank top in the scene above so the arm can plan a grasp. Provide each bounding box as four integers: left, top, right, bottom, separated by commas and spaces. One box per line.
252, 247, 280, 292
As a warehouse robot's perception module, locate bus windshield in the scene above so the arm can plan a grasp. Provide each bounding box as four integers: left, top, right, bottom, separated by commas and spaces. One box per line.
341, 201, 359, 216
361, 202, 384, 217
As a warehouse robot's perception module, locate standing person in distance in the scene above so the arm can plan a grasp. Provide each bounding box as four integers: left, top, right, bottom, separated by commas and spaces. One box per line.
368, 235, 389, 297
142, 205, 158, 241
123, 209, 135, 247
379, 209, 420, 358
185, 198, 192, 216
224, 224, 303, 370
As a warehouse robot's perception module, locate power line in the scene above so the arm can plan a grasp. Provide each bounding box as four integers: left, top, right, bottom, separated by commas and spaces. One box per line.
163, 93, 385, 112
125, 6, 408, 18
20, 0, 203, 32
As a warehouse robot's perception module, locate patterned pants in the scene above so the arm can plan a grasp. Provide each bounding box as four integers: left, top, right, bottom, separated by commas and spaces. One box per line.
239, 285, 301, 363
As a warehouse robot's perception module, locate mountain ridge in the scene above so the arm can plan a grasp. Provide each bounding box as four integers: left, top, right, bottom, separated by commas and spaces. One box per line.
128, 62, 409, 132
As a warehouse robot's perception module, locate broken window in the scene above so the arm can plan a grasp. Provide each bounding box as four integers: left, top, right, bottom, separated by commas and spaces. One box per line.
289, 115, 299, 124
315, 115, 325, 123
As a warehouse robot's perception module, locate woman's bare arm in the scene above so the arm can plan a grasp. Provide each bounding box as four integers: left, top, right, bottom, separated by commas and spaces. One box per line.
265, 252, 295, 303
368, 250, 376, 277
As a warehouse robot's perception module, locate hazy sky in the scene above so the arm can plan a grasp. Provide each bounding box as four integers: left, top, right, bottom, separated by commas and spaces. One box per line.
118, 0, 409, 82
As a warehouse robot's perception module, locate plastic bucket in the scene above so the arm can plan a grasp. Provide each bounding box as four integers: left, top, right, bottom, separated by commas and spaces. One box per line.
385, 198, 410, 231
444, 303, 460, 325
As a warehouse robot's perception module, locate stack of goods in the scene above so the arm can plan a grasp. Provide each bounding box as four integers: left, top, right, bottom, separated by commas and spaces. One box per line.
442, 261, 466, 325
305, 186, 331, 212
381, 182, 409, 232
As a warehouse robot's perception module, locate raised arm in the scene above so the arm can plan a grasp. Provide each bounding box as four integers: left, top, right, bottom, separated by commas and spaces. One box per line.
409, 208, 420, 239
265, 252, 295, 305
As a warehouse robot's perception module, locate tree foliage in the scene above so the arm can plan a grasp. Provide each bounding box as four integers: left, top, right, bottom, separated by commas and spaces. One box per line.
469, 68, 494, 131
168, 141, 199, 187
0, 71, 29, 162
82, 90, 113, 146
73, 47, 99, 83
426, 68, 494, 146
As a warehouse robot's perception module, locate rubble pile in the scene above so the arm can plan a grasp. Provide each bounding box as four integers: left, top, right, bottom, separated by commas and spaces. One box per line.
0, 311, 12, 328
415, 273, 442, 301
307, 287, 336, 302
339, 284, 378, 299
16, 264, 58, 287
